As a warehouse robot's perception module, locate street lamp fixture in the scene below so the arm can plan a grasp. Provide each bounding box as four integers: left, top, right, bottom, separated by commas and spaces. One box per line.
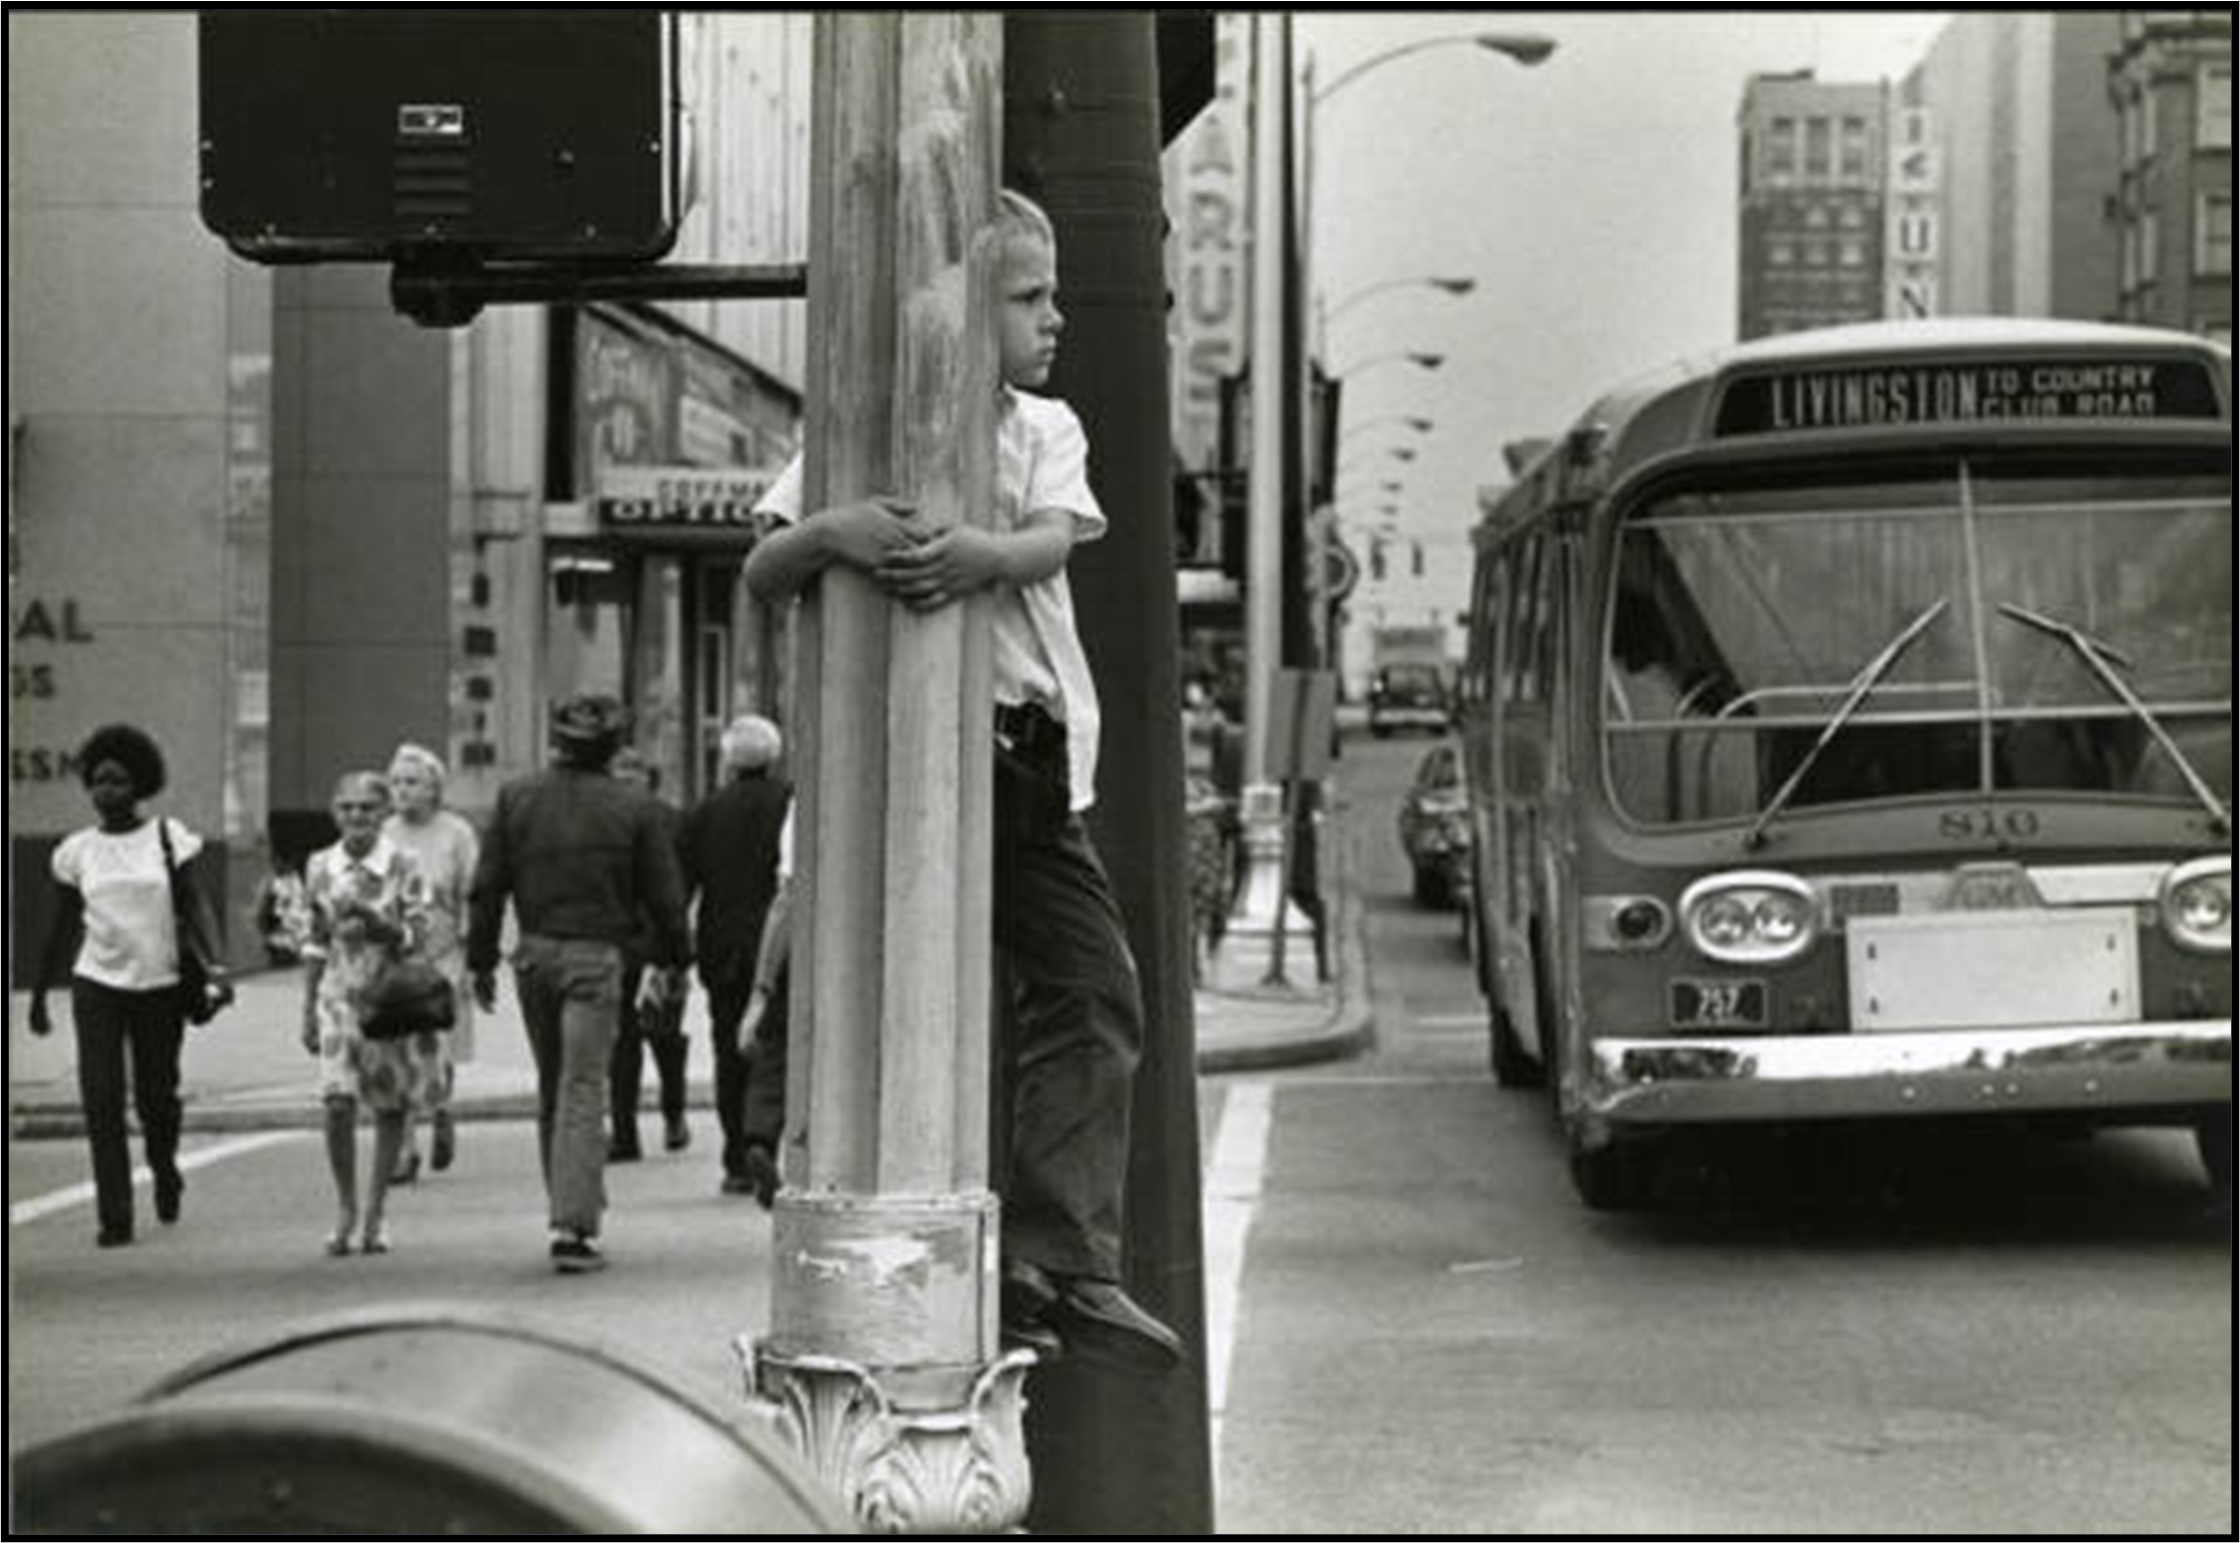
1323, 273, 1477, 333
1339, 349, 1445, 378
1338, 414, 1435, 443
1312, 30, 1557, 106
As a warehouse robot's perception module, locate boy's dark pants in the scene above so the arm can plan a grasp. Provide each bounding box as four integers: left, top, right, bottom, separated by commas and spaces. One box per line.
70, 978, 185, 1237
992, 727, 1144, 1285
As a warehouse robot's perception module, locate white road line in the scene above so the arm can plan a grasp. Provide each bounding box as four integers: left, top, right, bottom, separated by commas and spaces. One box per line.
1203, 1079, 1273, 1470
1411, 1012, 1487, 1028
9, 1131, 307, 1227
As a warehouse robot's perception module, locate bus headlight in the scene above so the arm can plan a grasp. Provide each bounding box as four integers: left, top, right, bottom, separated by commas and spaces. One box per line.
1679, 871, 1819, 964
2159, 857, 2231, 955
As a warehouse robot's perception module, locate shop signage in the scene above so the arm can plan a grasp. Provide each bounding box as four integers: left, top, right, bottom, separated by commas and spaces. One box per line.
596, 464, 782, 530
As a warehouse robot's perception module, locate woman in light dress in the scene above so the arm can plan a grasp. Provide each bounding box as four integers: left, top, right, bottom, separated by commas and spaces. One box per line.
381, 743, 480, 1179
301, 770, 440, 1255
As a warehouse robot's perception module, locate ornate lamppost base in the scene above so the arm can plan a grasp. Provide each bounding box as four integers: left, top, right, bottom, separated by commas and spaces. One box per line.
746, 1346, 1037, 1535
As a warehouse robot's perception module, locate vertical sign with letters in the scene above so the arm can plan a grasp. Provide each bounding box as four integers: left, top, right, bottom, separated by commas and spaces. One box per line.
1163, 16, 1250, 564
1884, 106, 1940, 320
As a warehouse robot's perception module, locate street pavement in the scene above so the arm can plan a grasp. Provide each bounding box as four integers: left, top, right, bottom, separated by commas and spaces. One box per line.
8, 868, 1371, 1140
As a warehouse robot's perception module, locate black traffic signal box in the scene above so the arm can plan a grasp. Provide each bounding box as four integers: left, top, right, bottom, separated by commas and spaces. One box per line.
199, 9, 678, 265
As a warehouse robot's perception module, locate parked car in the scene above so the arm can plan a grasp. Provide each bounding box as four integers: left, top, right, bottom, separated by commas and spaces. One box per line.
1398, 743, 1471, 908
1367, 662, 1451, 737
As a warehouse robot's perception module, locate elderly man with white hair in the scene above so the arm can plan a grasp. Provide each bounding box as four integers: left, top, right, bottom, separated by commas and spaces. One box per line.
678, 712, 793, 1200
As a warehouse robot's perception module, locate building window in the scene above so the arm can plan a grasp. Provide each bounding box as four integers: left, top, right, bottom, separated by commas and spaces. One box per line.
1839, 115, 1870, 179
1804, 116, 1832, 179
1766, 116, 1797, 179
2198, 193, 2233, 277
1838, 237, 1867, 267
1767, 239, 1796, 267
2121, 86, 2159, 169
2201, 64, 2233, 151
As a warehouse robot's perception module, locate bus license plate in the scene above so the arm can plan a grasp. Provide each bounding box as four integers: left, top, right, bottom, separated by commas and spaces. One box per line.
1670, 979, 1767, 1030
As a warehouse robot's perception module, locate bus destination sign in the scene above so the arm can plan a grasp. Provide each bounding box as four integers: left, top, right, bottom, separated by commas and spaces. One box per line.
1714, 356, 2222, 437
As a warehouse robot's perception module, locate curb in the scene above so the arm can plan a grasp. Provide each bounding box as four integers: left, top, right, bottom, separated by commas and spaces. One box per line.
11, 848, 1375, 1136
1196, 818, 1375, 1075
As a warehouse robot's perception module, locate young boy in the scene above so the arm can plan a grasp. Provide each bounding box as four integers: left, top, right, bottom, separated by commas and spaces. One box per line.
743, 189, 1179, 1373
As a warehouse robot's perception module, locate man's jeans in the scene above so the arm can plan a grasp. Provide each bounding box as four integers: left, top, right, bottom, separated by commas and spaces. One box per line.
993, 735, 1145, 1284
513, 936, 623, 1237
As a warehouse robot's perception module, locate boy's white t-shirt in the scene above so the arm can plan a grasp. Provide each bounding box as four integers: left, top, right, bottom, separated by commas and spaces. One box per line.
51, 818, 202, 990
756, 386, 1109, 811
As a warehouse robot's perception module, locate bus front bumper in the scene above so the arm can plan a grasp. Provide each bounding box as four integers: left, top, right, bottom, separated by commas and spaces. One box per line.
1584, 1020, 2231, 1129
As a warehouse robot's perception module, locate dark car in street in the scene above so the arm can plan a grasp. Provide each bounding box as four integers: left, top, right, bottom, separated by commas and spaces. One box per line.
1398, 742, 1471, 908
1367, 662, 1451, 737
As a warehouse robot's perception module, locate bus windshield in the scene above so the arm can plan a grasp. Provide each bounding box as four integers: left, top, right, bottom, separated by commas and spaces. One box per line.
1601, 459, 2232, 826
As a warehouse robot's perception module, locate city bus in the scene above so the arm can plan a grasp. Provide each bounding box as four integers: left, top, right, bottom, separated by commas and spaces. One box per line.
1456, 318, 2231, 1208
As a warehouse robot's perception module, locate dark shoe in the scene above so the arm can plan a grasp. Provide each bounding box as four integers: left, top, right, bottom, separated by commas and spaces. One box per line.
390, 1150, 421, 1185
721, 1173, 755, 1196
1000, 1259, 1064, 1360
97, 1225, 134, 1249
551, 1234, 607, 1274
742, 1143, 780, 1210
664, 1114, 692, 1152
154, 1168, 183, 1225
607, 1136, 642, 1164
1006, 1260, 1182, 1374
1049, 1278, 1182, 1373
1001, 1315, 1064, 1361
430, 1113, 456, 1172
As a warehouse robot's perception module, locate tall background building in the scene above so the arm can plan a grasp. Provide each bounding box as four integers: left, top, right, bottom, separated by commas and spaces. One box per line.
8, 13, 813, 973
1907, 11, 2122, 322
1736, 71, 1891, 339
2107, 9, 2233, 342
1735, 11, 2229, 344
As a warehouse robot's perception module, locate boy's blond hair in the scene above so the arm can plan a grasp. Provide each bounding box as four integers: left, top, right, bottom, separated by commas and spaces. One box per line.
997, 188, 1056, 251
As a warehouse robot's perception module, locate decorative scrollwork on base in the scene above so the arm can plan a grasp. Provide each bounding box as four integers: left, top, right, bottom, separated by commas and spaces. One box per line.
746, 1344, 1036, 1536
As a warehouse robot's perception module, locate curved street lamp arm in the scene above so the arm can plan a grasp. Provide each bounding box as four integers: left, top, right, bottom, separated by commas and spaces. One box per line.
1312, 31, 1556, 106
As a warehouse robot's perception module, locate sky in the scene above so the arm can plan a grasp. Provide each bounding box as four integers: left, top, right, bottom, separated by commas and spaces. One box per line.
1300, 8, 1953, 539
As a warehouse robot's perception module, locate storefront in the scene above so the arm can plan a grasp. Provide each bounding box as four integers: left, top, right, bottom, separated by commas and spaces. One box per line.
536, 304, 800, 802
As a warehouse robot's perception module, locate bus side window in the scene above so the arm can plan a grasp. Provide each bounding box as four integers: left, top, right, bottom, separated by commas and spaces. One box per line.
1503, 536, 1544, 707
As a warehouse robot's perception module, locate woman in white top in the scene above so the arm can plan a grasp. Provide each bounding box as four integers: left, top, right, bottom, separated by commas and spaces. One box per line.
28, 724, 230, 1247
381, 743, 480, 1178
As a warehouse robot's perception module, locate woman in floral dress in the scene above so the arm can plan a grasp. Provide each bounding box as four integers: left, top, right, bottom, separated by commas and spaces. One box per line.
300, 769, 440, 1256
382, 743, 480, 1178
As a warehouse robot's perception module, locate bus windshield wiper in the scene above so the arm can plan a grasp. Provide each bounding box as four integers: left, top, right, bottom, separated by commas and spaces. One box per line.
1744, 598, 1950, 850
1997, 601, 2231, 835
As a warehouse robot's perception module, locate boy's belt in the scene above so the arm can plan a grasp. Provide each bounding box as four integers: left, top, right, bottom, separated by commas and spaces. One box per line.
995, 701, 1067, 759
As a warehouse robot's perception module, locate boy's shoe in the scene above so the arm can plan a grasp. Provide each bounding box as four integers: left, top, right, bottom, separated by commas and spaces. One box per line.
607, 1135, 642, 1163
390, 1150, 421, 1185
431, 1112, 456, 1172
664, 1114, 692, 1152
551, 1234, 607, 1273
1002, 1258, 1180, 1374
1048, 1278, 1182, 1373
154, 1167, 184, 1224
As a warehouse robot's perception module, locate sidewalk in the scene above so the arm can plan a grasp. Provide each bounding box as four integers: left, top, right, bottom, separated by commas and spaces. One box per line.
9, 876, 1370, 1139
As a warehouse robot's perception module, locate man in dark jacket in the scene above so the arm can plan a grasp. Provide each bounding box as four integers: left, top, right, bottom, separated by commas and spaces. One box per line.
468, 693, 691, 1273
677, 714, 791, 1201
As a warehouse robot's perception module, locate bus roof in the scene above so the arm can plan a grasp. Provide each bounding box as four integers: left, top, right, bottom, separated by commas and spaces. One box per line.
1478, 318, 2231, 543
